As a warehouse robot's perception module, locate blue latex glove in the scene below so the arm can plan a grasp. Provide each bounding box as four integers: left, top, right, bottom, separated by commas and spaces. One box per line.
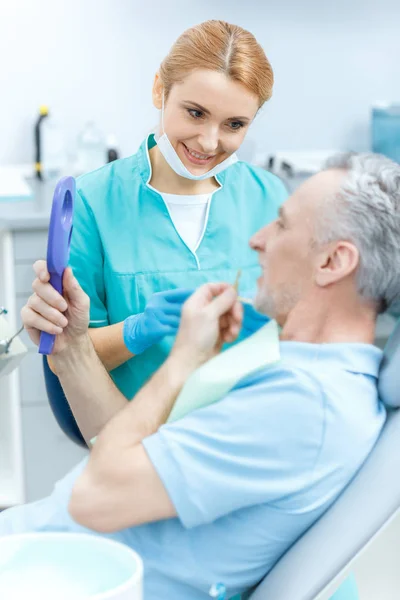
123, 288, 194, 355
241, 302, 270, 337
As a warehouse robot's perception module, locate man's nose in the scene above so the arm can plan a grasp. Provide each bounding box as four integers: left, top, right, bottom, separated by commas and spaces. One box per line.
249, 226, 268, 251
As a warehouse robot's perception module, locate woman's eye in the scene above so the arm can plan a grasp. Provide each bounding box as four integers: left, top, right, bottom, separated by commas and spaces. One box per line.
188, 109, 204, 119
228, 121, 244, 131
276, 219, 285, 229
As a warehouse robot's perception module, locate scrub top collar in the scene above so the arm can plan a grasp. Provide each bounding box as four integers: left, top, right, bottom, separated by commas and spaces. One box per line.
280, 341, 383, 379
136, 133, 228, 189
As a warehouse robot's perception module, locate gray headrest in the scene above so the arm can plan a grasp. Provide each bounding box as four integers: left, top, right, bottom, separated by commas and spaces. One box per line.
378, 320, 400, 408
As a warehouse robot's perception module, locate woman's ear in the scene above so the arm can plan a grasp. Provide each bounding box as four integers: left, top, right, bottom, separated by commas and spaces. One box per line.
152, 73, 163, 110
315, 241, 360, 287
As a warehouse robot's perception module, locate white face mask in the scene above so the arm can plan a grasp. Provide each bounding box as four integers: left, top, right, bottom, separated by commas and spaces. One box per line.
155, 94, 238, 181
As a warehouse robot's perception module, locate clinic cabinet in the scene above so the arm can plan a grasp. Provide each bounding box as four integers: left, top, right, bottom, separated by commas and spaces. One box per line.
0, 226, 87, 508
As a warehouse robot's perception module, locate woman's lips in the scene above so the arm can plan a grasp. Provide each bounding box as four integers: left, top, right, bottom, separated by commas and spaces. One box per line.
181, 142, 216, 166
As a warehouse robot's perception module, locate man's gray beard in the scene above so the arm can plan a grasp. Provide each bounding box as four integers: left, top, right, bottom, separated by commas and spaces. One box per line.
256, 283, 301, 321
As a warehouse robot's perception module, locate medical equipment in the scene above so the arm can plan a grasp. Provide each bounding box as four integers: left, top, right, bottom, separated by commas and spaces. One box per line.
34, 106, 66, 181
0, 532, 143, 599
0, 307, 24, 356
247, 319, 400, 600
233, 269, 241, 292
34, 105, 49, 180
38, 176, 75, 355
0, 324, 24, 356
0, 310, 27, 377
233, 269, 253, 304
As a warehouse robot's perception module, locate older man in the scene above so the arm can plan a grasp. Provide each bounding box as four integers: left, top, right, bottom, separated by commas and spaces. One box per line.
2, 153, 399, 600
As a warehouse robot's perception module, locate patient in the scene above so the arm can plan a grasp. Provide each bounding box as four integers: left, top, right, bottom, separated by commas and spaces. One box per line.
2, 152, 400, 600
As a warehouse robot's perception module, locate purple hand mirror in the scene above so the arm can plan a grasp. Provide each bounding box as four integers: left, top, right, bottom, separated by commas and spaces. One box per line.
38, 176, 75, 355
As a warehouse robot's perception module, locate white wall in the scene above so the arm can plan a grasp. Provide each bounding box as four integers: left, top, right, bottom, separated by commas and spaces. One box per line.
0, 0, 399, 165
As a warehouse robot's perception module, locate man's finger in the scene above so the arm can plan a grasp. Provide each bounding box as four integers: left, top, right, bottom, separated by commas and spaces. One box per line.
209, 286, 237, 318
232, 300, 243, 324
223, 322, 241, 344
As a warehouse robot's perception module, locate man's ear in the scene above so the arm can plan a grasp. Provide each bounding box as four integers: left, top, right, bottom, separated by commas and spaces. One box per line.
315, 241, 359, 287
152, 73, 163, 110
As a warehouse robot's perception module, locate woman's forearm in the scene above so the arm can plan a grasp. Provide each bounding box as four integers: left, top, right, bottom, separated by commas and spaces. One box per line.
88, 322, 134, 371
48, 322, 134, 374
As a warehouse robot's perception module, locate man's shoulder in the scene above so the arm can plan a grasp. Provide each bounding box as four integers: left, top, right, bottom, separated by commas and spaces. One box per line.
235, 362, 323, 399
229, 362, 325, 424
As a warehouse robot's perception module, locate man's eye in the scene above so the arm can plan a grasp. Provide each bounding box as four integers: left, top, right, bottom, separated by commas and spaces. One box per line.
188, 109, 204, 119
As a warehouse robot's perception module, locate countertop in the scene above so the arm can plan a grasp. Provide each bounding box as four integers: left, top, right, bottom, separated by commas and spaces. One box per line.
0, 179, 55, 231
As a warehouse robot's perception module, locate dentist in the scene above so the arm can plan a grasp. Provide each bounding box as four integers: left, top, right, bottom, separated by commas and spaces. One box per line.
29, 19, 287, 400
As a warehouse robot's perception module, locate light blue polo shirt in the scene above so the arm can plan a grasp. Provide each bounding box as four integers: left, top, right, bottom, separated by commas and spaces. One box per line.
0, 342, 386, 600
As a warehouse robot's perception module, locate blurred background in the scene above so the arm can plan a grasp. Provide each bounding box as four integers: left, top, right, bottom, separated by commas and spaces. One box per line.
0, 0, 399, 171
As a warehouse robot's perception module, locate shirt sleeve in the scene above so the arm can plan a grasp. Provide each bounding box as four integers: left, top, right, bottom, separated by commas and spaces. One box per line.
142, 366, 324, 529
69, 188, 109, 328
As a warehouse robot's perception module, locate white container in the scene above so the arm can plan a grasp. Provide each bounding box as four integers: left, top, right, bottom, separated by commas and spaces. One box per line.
41, 117, 67, 180
0, 532, 143, 599
76, 121, 106, 174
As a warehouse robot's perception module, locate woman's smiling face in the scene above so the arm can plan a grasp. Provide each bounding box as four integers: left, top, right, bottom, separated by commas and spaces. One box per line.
153, 69, 259, 176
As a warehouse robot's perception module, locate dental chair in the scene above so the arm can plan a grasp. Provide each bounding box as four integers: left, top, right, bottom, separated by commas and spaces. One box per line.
42, 356, 86, 448
248, 320, 400, 600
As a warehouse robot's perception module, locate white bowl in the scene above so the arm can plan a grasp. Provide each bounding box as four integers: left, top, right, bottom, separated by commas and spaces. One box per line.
0, 532, 143, 599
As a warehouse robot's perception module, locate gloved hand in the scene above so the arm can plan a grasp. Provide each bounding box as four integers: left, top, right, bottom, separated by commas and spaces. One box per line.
241, 301, 270, 338
123, 288, 194, 355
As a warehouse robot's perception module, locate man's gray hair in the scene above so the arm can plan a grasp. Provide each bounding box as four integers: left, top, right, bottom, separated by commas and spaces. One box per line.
317, 152, 400, 313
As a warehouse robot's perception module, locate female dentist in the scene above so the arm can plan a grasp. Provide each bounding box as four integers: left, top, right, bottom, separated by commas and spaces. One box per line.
30, 19, 287, 400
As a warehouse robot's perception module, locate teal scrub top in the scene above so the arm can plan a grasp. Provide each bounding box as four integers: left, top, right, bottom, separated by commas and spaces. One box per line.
69, 134, 288, 399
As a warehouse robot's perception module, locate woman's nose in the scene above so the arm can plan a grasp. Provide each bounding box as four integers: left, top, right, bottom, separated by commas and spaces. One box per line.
198, 126, 220, 154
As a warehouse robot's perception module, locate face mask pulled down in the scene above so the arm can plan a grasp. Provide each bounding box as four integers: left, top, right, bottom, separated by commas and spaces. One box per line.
155, 94, 238, 181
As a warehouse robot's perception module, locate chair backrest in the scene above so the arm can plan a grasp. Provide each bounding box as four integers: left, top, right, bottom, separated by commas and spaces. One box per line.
378, 318, 400, 408
249, 320, 400, 600
42, 356, 86, 448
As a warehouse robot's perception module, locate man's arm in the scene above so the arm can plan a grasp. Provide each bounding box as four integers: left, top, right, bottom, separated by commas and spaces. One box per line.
67, 351, 191, 532
49, 279, 241, 532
